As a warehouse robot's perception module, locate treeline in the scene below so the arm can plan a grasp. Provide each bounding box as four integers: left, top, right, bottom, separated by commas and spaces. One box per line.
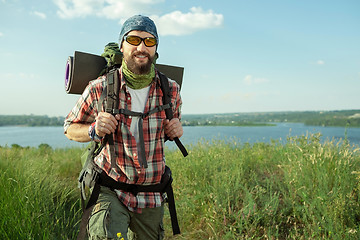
182, 109, 360, 127
0, 115, 65, 127
1, 110, 360, 127
304, 116, 360, 127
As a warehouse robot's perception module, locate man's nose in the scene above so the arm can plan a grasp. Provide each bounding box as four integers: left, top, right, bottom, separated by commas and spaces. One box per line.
137, 42, 147, 51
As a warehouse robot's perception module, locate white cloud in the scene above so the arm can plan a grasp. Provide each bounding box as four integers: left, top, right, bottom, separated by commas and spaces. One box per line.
53, 0, 224, 35
151, 7, 224, 36
54, 0, 164, 20
243, 75, 253, 85
316, 60, 325, 65
32, 11, 47, 19
54, 0, 108, 19
243, 75, 269, 86
0, 32, 3, 37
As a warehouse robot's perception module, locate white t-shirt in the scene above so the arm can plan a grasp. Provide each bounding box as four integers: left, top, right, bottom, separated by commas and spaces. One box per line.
127, 86, 151, 144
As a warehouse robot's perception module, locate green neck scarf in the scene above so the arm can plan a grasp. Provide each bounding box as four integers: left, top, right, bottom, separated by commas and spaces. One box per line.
122, 59, 155, 89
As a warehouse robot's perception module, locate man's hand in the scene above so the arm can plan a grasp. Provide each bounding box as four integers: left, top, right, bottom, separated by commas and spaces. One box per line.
164, 118, 183, 140
95, 112, 121, 137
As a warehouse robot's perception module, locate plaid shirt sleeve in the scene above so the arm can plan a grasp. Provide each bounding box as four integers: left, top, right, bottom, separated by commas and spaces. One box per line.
64, 77, 105, 132
168, 78, 182, 121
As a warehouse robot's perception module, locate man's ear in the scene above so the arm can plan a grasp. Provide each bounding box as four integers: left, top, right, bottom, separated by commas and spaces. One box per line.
120, 42, 124, 53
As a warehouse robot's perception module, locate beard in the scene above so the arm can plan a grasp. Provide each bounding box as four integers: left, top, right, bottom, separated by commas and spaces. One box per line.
124, 51, 155, 75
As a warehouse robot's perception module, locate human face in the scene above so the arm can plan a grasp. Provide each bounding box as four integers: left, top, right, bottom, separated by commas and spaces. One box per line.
121, 30, 157, 75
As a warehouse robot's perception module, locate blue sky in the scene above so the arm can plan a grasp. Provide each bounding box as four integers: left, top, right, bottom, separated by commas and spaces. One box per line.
0, 0, 359, 116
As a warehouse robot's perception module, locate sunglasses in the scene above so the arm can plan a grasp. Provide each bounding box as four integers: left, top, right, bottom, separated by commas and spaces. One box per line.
124, 35, 157, 47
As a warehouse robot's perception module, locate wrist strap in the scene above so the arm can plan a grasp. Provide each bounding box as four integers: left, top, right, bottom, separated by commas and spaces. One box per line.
88, 122, 103, 142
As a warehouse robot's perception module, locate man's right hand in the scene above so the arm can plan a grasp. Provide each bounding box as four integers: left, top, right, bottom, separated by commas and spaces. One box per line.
95, 112, 121, 137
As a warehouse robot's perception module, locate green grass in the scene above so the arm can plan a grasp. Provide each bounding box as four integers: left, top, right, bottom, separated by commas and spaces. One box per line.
0, 144, 82, 240
1, 134, 360, 239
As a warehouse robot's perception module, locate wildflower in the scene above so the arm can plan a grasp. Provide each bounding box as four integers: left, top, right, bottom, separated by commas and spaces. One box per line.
117, 232, 124, 240
348, 229, 357, 234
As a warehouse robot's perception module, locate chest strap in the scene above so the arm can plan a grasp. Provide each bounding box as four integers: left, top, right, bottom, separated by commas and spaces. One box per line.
108, 104, 171, 168
103, 69, 188, 169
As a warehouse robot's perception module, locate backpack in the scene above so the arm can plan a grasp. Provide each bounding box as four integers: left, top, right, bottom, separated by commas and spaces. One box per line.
76, 43, 187, 240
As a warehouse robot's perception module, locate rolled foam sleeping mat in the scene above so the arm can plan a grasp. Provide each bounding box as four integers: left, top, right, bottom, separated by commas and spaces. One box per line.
65, 51, 107, 94
65, 51, 184, 95
155, 63, 184, 90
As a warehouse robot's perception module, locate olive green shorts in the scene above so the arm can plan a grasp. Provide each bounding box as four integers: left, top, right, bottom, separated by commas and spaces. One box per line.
88, 186, 165, 240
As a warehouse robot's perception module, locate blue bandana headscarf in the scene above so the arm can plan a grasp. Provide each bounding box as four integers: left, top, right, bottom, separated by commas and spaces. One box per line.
119, 15, 159, 47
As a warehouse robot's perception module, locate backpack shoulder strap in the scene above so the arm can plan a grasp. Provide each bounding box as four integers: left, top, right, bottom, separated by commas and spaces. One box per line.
103, 67, 120, 169
158, 71, 171, 118
105, 67, 120, 113
158, 71, 188, 157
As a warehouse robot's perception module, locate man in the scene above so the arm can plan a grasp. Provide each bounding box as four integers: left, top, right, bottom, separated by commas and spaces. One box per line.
64, 15, 183, 240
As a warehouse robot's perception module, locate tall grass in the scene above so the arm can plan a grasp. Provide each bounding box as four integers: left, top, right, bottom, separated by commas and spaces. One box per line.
0, 144, 82, 239
1, 134, 360, 239
165, 134, 360, 239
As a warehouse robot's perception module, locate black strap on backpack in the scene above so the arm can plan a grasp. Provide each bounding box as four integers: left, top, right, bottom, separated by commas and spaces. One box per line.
158, 71, 188, 157
78, 166, 180, 240
104, 68, 188, 162
104, 67, 120, 169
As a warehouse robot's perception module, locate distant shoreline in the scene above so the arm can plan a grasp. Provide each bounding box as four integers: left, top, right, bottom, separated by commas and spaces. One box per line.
1, 109, 359, 128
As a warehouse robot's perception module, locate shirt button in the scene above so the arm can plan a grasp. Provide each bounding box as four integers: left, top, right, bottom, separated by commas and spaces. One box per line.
134, 153, 137, 157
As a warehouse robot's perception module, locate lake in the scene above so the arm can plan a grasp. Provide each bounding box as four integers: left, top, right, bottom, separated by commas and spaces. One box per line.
0, 123, 359, 149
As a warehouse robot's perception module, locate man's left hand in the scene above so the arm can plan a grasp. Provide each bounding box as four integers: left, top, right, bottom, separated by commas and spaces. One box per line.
164, 118, 183, 140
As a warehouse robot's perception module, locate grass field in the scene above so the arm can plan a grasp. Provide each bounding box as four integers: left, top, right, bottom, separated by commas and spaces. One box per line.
1, 134, 360, 239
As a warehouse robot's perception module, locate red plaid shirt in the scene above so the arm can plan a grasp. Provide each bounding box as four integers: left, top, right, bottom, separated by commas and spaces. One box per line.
64, 68, 182, 212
